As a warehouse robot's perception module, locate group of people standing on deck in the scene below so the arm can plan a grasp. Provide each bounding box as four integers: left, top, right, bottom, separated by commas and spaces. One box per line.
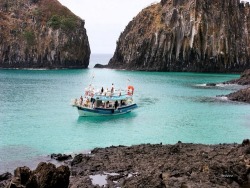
100, 83, 115, 95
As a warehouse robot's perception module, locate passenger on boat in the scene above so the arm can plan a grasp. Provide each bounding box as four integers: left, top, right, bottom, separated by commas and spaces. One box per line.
80, 96, 83, 105
115, 100, 118, 109
121, 100, 125, 106
101, 87, 104, 94
111, 83, 114, 94
86, 98, 90, 107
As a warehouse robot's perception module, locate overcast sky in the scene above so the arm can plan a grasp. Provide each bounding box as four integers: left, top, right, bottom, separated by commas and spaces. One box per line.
58, 0, 249, 54
58, 0, 160, 54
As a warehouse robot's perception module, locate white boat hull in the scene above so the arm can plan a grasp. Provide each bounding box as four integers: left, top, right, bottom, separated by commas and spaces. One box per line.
77, 109, 131, 117
76, 104, 137, 117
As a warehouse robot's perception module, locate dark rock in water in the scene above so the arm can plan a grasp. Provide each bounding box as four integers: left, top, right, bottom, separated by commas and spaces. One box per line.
108, 0, 250, 72
7, 163, 70, 188
226, 87, 250, 103
224, 69, 250, 85
51, 153, 72, 161
206, 83, 216, 86
0, 0, 90, 69
94, 64, 108, 68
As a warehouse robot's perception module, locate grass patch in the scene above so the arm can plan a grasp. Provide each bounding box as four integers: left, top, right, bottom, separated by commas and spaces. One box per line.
47, 14, 77, 31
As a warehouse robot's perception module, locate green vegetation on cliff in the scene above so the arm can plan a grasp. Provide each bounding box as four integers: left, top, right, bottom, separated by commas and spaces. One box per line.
48, 15, 77, 31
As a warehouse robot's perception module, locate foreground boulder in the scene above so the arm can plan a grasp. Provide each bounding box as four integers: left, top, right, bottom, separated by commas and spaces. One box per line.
108, 0, 250, 72
0, 0, 90, 69
6, 163, 70, 188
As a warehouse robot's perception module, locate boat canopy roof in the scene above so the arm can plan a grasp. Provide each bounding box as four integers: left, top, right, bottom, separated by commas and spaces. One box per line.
92, 94, 132, 101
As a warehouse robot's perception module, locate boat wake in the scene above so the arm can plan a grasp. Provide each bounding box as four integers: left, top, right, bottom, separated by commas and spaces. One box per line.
194, 96, 230, 103
137, 97, 159, 107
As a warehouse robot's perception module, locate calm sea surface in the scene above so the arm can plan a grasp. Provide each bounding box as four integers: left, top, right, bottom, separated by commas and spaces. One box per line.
1, 54, 250, 173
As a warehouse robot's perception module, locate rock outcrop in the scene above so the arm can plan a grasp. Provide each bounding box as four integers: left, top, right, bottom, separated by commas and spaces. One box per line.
1, 140, 250, 187
223, 69, 250, 103
0, 0, 90, 69
108, 0, 250, 72
69, 141, 250, 187
225, 69, 250, 85
227, 87, 250, 103
5, 162, 70, 188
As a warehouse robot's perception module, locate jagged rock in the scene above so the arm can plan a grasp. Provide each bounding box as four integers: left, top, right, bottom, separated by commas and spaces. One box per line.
51, 153, 72, 161
3, 140, 250, 187
224, 69, 250, 85
71, 154, 84, 166
0, 0, 90, 69
242, 139, 250, 146
0, 172, 12, 188
245, 147, 250, 154
7, 163, 70, 188
226, 87, 250, 103
108, 0, 250, 72
0, 172, 12, 181
70, 140, 250, 187
14, 167, 31, 185
34, 162, 70, 188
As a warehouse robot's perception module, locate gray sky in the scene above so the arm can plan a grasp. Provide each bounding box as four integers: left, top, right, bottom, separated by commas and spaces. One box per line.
58, 0, 249, 54
58, 0, 160, 54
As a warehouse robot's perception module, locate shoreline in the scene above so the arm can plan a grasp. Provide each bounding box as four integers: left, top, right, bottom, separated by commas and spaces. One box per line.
1, 140, 250, 187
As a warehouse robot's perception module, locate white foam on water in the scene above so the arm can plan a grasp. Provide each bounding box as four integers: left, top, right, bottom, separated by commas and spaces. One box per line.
216, 96, 229, 101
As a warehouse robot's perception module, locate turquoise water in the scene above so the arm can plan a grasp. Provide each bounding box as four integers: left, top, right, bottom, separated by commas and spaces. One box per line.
0, 55, 250, 173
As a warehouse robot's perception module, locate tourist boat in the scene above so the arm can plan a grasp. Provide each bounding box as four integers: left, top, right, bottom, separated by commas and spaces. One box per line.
71, 84, 138, 116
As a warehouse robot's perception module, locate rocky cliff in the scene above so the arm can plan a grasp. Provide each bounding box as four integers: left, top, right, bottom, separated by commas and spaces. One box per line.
0, 0, 90, 69
108, 0, 250, 72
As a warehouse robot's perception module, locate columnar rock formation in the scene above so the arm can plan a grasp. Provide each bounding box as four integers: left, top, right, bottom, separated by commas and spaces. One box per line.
108, 0, 250, 72
0, 0, 90, 69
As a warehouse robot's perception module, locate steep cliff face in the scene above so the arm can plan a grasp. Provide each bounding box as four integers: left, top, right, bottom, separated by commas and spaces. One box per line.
0, 0, 90, 69
108, 0, 250, 72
